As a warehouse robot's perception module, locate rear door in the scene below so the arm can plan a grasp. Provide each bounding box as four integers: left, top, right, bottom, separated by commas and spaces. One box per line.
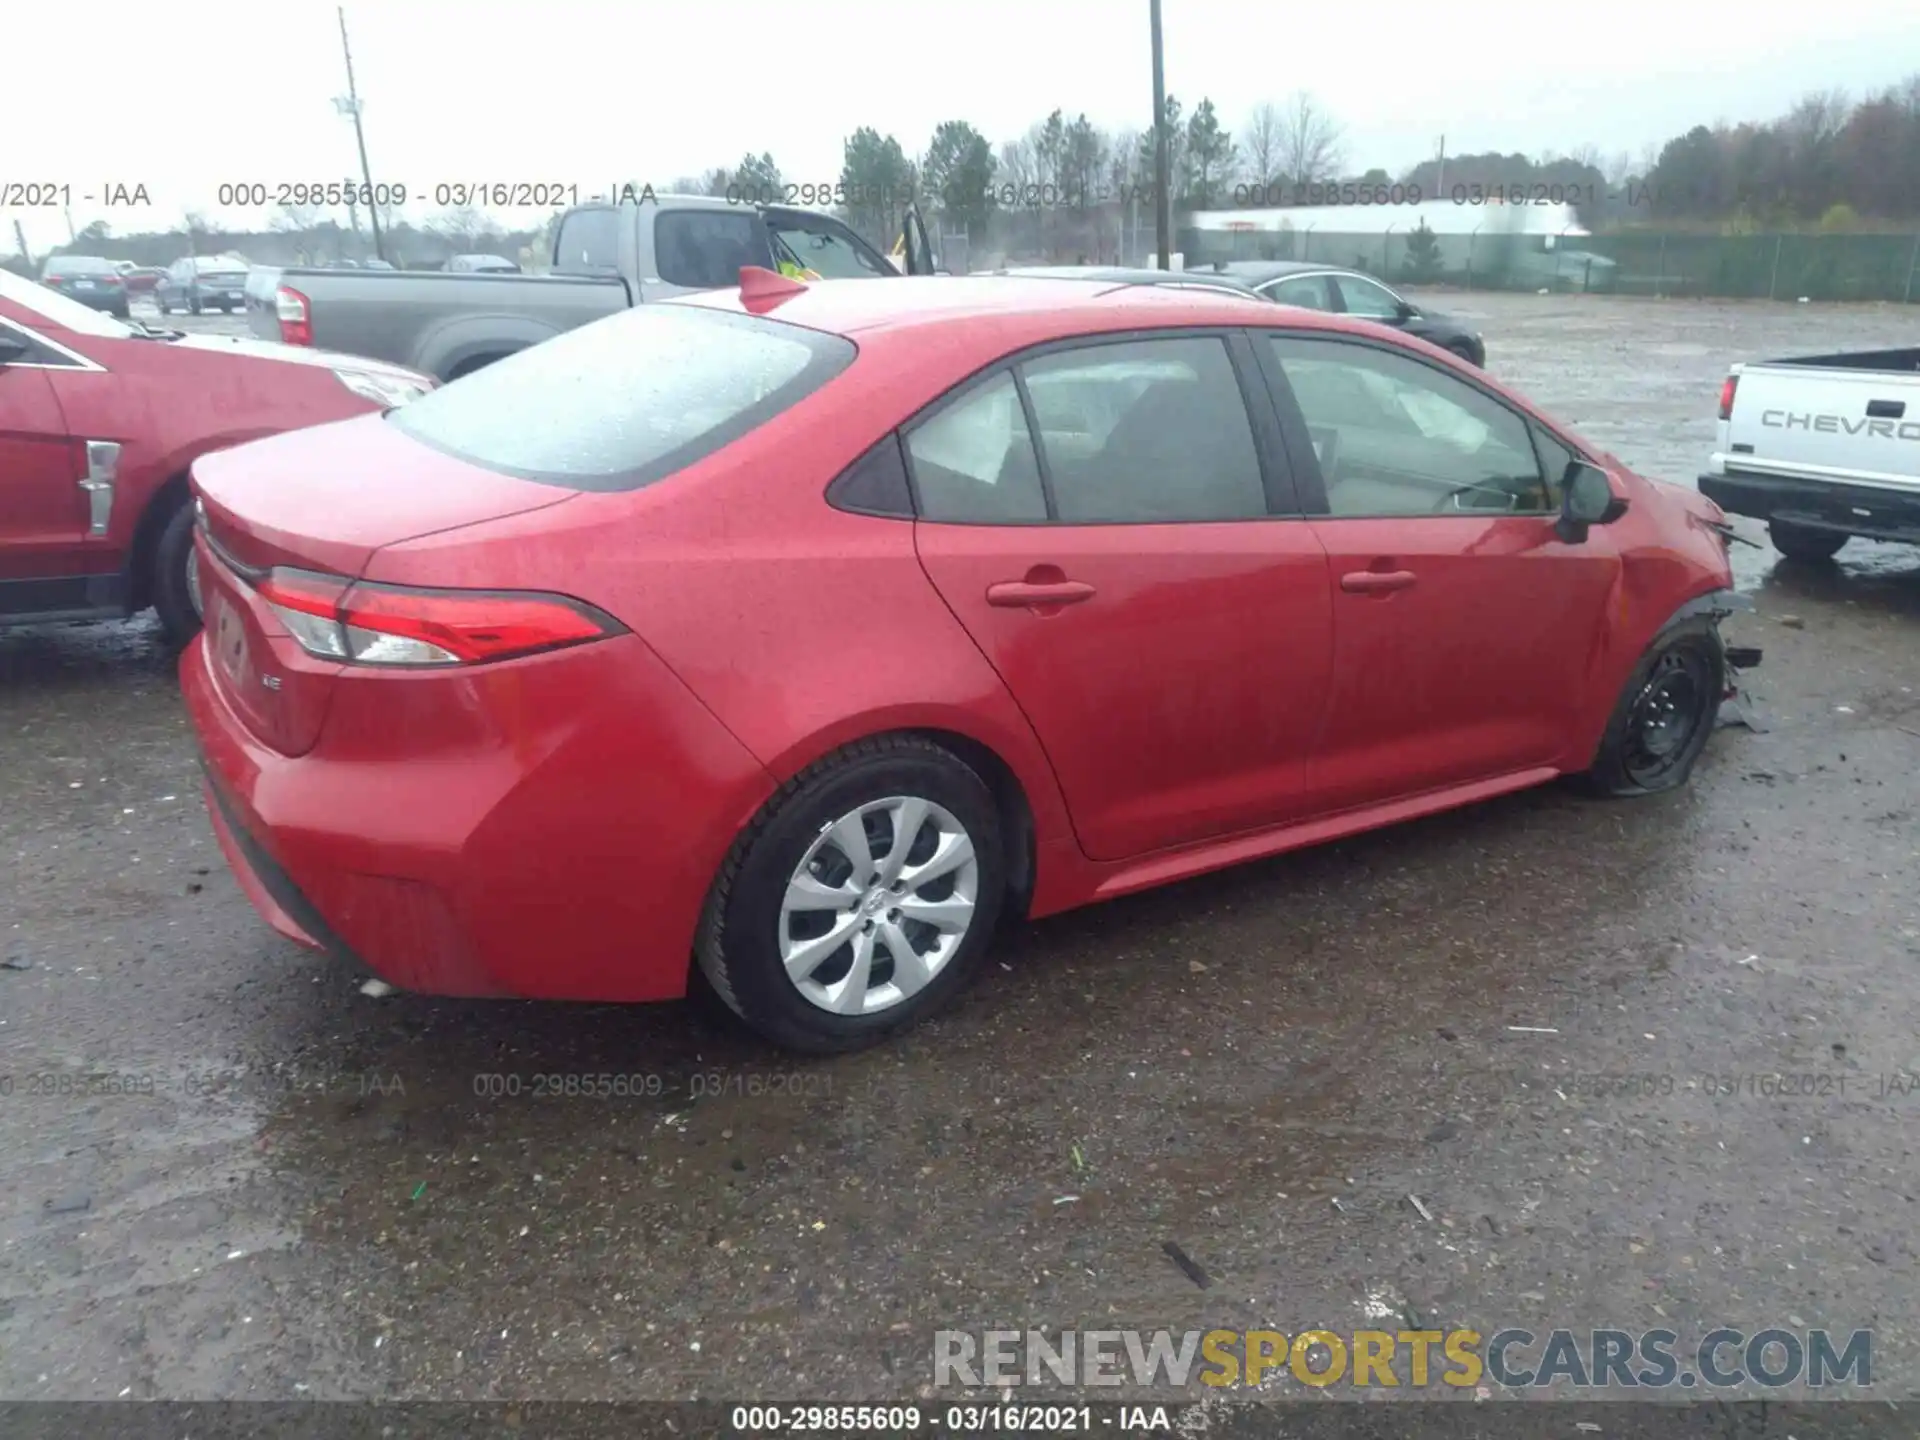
0, 323, 88, 590
1724, 362, 1920, 492
910, 329, 1335, 862
1255, 330, 1619, 811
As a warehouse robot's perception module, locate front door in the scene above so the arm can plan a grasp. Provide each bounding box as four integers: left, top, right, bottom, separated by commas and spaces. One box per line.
0, 355, 84, 588
1256, 331, 1620, 812
909, 332, 1334, 862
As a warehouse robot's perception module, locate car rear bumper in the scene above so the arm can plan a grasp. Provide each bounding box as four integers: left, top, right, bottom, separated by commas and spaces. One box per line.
178, 626, 775, 1003
1699, 470, 1920, 544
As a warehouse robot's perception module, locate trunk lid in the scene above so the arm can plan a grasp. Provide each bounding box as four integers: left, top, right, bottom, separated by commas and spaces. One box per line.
192, 414, 581, 756
192, 412, 577, 577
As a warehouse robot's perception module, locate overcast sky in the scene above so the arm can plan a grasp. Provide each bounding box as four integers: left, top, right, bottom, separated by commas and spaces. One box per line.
5, 0, 1916, 254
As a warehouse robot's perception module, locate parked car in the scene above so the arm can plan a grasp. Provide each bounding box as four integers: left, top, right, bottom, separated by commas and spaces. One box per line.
1213, 261, 1487, 367
40, 255, 130, 317
445, 254, 522, 274
247, 193, 934, 381
155, 256, 253, 315
0, 266, 434, 642
182, 272, 1750, 1052
1700, 346, 1920, 561
114, 261, 165, 294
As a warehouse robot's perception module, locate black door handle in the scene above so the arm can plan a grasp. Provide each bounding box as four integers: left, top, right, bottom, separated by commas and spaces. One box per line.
1867, 399, 1906, 420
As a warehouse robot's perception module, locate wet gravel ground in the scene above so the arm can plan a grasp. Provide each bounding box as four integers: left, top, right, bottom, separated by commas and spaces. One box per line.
2, 292, 1919, 1403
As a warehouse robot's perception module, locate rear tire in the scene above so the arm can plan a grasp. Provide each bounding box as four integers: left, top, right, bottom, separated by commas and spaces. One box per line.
1578, 616, 1725, 797
696, 736, 1006, 1053
152, 502, 202, 648
1768, 519, 1847, 563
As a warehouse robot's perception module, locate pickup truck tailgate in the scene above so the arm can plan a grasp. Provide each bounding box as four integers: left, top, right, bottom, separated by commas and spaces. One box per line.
1721, 357, 1920, 493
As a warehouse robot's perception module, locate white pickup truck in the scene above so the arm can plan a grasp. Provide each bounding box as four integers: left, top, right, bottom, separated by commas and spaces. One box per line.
1700, 347, 1920, 561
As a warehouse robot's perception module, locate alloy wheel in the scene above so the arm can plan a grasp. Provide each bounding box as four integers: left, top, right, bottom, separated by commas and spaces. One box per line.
778, 795, 979, 1016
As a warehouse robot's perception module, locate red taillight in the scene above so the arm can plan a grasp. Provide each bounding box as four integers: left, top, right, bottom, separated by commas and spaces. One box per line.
253, 567, 621, 667
1717, 375, 1737, 422
275, 285, 312, 346
103, 274, 123, 286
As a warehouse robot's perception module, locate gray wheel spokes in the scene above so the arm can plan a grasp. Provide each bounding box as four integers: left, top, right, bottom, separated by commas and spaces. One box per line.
779, 794, 981, 1016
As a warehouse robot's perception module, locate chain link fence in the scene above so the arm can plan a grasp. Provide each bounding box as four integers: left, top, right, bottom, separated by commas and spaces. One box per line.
1180, 223, 1920, 302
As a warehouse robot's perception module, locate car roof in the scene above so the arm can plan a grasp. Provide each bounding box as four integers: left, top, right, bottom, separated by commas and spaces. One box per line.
674, 274, 1365, 344
997, 265, 1260, 293
1212, 260, 1369, 284
44, 254, 114, 270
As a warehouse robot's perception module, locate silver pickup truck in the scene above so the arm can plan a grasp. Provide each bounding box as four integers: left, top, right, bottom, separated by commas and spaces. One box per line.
1700, 346, 1920, 561
249, 193, 933, 382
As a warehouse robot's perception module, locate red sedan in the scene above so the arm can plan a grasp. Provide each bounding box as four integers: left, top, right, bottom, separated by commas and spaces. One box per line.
1, 266, 434, 642
181, 271, 1750, 1052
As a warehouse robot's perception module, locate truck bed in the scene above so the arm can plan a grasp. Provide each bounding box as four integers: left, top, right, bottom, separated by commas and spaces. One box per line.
248, 268, 632, 381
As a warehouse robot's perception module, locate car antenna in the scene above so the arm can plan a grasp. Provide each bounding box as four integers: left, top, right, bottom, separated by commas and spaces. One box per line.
737, 265, 808, 312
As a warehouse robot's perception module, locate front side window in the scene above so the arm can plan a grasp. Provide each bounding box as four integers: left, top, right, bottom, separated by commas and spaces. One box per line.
769, 220, 891, 279
1269, 335, 1548, 516
1019, 337, 1267, 524
386, 304, 853, 491
655, 212, 773, 288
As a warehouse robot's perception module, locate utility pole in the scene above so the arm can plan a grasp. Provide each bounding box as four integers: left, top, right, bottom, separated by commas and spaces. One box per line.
1150, 0, 1171, 270
336, 6, 386, 263
12, 219, 32, 269
1435, 134, 1447, 199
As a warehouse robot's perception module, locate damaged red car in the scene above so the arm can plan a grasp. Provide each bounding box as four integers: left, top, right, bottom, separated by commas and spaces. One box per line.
180, 271, 1753, 1052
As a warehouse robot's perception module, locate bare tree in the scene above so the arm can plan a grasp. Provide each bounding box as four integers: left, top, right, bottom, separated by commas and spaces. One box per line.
998, 136, 1038, 198
1275, 92, 1345, 187
1242, 102, 1285, 188
271, 203, 321, 234
428, 205, 500, 251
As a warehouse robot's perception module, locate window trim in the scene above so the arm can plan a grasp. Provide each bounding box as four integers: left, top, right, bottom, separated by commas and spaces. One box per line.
896, 326, 1305, 528
0, 316, 107, 372
1251, 326, 1588, 519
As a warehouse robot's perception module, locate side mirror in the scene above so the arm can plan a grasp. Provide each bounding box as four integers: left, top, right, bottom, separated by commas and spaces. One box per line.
1395, 300, 1419, 319
0, 332, 29, 366
1555, 462, 1628, 543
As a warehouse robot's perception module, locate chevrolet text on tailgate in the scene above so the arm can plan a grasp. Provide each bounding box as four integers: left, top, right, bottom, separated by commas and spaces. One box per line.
1700, 345, 1920, 561
252, 193, 935, 382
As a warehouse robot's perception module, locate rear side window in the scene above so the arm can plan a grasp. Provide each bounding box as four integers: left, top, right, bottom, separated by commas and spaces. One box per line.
656, 212, 773, 288
553, 207, 620, 272
906, 372, 1048, 523
386, 305, 854, 491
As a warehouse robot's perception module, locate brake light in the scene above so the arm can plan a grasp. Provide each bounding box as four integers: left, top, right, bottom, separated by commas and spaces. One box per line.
1717, 375, 1737, 422
254, 568, 622, 666
275, 285, 312, 346
103, 274, 123, 286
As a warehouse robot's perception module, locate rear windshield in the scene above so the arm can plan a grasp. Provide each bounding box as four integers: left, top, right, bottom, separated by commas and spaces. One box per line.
44, 255, 115, 275
386, 303, 855, 490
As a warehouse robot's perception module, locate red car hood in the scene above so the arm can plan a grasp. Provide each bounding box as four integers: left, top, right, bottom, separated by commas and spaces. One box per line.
192, 411, 575, 577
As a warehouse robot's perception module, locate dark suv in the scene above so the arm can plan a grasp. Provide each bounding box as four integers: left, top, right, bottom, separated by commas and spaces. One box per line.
40, 255, 130, 317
